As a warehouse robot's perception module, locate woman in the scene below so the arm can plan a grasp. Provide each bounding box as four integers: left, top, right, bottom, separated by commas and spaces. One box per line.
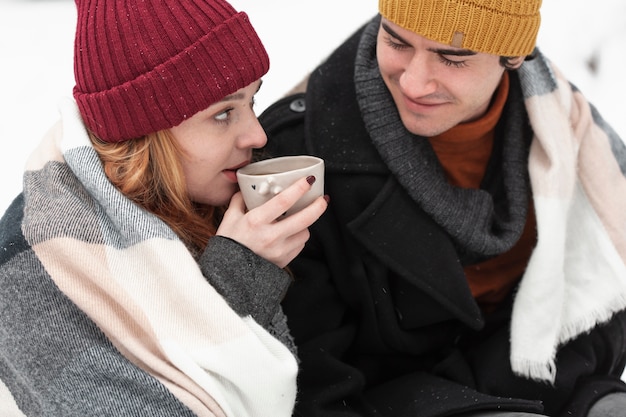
0, 0, 327, 416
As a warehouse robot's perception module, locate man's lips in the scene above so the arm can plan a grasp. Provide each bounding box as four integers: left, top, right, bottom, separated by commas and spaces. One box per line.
403, 95, 446, 112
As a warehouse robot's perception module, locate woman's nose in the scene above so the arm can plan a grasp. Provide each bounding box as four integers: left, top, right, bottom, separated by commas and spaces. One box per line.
239, 116, 267, 149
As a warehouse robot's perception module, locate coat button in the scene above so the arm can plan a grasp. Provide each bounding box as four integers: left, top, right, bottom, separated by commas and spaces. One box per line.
289, 97, 306, 113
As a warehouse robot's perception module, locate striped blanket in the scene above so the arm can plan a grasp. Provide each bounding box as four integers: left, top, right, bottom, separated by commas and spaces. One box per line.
511, 52, 626, 382
0, 99, 297, 416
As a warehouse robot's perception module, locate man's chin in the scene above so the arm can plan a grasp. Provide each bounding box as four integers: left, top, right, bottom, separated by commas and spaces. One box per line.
401, 120, 450, 138
397, 111, 444, 137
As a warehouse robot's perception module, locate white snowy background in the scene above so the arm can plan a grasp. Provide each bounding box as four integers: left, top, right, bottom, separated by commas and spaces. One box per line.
1, 0, 626, 213
1, 0, 625, 382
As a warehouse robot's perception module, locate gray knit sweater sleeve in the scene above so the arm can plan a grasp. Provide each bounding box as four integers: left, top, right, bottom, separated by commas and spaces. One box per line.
198, 236, 296, 354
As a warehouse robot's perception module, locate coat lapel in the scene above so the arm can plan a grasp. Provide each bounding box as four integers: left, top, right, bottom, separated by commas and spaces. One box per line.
347, 176, 484, 328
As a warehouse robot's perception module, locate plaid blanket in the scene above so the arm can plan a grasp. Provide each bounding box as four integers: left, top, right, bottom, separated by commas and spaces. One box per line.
0, 98, 297, 416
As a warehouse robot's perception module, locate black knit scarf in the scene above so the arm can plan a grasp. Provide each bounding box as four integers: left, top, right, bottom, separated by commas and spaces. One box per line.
353, 16, 531, 263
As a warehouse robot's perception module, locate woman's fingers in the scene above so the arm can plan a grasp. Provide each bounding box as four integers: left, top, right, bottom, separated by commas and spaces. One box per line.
275, 194, 328, 231
217, 177, 328, 268
228, 191, 246, 211
247, 176, 317, 222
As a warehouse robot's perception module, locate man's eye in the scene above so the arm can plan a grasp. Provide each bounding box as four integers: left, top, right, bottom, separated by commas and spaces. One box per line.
438, 55, 467, 68
384, 36, 409, 51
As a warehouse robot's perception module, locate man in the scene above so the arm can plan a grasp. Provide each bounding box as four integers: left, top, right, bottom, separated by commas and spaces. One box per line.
259, 0, 626, 416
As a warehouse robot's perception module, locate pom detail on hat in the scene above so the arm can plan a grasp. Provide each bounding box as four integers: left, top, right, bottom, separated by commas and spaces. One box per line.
379, 0, 542, 57
73, 0, 269, 142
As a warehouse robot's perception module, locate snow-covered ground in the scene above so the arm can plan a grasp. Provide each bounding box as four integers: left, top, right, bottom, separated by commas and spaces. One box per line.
1, 0, 626, 381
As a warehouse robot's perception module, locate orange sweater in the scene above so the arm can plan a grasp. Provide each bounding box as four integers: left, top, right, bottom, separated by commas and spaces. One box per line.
428, 73, 537, 311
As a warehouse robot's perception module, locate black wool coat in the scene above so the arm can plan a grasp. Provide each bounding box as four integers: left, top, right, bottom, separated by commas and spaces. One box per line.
259, 22, 626, 417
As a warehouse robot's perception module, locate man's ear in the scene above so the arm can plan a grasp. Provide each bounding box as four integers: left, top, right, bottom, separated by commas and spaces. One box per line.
508, 56, 526, 69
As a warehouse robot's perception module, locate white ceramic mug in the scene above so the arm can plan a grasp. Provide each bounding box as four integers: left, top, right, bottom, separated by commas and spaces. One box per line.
236, 155, 324, 217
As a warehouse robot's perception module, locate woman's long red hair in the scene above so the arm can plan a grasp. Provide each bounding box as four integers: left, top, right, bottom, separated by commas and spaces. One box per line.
90, 130, 222, 255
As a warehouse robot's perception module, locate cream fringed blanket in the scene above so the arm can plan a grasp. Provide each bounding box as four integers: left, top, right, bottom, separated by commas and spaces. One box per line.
511, 55, 626, 382
0, 98, 297, 416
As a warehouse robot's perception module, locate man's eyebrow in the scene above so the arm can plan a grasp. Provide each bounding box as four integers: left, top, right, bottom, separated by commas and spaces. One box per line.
381, 21, 477, 57
428, 47, 477, 57
381, 22, 411, 46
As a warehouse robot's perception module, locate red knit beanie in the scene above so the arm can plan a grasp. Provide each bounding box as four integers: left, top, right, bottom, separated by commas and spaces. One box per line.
72, 0, 270, 143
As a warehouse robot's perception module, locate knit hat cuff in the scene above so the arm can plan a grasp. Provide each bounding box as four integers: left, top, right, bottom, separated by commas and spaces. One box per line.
379, 0, 541, 57
74, 12, 269, 143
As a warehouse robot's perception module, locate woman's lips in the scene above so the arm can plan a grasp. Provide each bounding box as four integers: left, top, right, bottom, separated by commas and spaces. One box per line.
223, 160, 250, 183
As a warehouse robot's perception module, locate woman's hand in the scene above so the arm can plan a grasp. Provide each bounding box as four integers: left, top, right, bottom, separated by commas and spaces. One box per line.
216, 176, 328, 268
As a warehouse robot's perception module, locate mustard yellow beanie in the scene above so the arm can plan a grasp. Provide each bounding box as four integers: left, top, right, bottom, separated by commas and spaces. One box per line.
379, 0, 542, 56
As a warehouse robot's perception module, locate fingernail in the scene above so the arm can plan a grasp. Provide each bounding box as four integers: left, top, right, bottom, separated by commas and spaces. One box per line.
306, 175, 316, 185
324, 195, 330, 203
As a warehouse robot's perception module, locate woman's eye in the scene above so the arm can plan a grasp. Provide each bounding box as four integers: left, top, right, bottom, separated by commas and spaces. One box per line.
214, 108, 233, 122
